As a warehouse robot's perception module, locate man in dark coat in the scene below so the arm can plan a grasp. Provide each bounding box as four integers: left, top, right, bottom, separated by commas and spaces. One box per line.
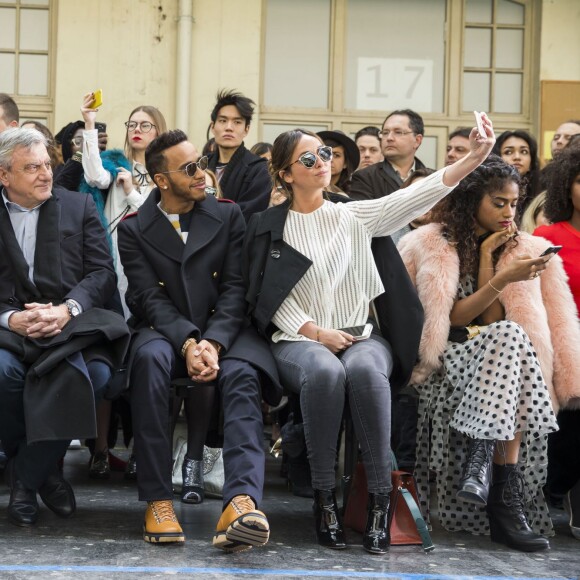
350, 109, 428, 201
207, 89, 271, 221
117, 129, 281, 550
0, 127, 125, 527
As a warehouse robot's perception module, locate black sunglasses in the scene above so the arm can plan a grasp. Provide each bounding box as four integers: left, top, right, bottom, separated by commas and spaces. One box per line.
159, 156, 209, 177
287, 146, 333, 169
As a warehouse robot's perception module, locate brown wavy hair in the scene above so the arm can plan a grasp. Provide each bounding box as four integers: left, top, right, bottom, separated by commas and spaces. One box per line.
431, 155, 521, 277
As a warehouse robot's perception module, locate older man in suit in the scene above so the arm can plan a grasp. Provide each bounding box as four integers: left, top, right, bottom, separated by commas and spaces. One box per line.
0, 128, 129, 527
117, 129, 280, 551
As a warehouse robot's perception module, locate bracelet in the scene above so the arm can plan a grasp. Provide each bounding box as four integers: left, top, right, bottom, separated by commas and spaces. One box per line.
316, 328, 320, 342
181, 337, 197, 358
488, 279, 503, 294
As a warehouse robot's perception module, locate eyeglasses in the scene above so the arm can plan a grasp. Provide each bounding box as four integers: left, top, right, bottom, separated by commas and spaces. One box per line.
158, 156, 209, 177
13, 161, 52, 175
125, 121, 157, 133
71, 137, 83, 147
379, 130, 415, 139
287, 146, 333, 169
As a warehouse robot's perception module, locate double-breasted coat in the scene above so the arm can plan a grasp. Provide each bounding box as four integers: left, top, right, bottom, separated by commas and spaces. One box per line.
117, 188, 281, 405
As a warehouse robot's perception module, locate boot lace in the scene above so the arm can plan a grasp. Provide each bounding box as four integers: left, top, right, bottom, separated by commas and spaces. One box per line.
232, 495, 256, 514
150, 500, 177, 523
502, 468, 535, 525
464, 439, 493, 481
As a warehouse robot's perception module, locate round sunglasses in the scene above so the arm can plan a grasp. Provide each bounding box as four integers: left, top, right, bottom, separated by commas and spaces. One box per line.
158, 156, 209, 177
287, 145, 333, 169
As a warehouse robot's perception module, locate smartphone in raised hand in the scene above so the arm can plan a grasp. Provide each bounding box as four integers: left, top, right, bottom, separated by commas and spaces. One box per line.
474, 110, 487, 138
88, 89, 103, 109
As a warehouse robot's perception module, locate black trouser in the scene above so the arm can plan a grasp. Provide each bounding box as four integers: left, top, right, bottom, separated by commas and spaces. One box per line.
130, 339, 265, 507
547, 409, 580, 496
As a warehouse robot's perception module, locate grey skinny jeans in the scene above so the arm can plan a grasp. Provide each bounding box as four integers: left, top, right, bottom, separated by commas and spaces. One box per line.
271, 334, 394, 493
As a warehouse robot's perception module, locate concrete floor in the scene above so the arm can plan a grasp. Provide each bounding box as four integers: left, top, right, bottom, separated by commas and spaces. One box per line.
0, 440, 578, 580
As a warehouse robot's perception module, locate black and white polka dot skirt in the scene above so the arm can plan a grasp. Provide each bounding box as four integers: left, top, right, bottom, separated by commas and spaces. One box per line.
414, 319, 559, 537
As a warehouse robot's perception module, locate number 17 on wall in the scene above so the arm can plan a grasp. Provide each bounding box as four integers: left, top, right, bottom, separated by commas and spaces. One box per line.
357, 58, 433, 112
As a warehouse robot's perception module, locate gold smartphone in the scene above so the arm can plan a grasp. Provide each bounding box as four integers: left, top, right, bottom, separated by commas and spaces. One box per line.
89, 89, 103, 109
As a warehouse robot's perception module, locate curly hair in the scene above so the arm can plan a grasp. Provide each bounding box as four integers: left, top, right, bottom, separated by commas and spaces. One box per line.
543, 147, 580, 223
431, 155, 520, 277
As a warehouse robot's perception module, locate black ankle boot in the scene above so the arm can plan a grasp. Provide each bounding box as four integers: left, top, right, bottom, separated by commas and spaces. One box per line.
363, 493, 390, 554
487, 463, 550, 552
457, 439, 494, 506
313, 489, 346, 549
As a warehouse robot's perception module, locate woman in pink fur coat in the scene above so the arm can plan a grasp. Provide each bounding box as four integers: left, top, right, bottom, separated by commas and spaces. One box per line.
398, 155, 580, 552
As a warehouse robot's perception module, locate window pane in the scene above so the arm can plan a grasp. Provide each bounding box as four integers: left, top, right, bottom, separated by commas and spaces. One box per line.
464, 28, 492, 68
18, 54, 48, 96
465, 0, 492, 23
263, 0, 330, 109
494, 73, 522, 113
419, 135, 437, 170
0, 8, 16, 50
25, 0, 50, 5
0, 54, 16, 93
495, 29, 523, 69
497, 0, 525, 25
261, 123, 328, 145
463, 72, 490, 112
345, 0, 445, 113
20, 9, 49, 51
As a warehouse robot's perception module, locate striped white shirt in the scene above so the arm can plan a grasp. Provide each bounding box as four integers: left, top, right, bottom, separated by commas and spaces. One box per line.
271, 168, 454, 342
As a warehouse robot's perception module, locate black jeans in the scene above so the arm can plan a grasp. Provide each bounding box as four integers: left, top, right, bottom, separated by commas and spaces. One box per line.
271, 335, 394, 494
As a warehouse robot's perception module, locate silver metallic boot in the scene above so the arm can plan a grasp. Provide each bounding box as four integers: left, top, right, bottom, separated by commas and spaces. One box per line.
181, 458, 204, 504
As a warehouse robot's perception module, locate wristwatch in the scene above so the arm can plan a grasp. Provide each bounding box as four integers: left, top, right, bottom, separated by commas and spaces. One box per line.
65, 299, 81, 318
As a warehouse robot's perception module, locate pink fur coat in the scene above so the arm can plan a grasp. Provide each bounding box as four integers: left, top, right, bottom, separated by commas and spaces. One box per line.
397, 223, 580, 413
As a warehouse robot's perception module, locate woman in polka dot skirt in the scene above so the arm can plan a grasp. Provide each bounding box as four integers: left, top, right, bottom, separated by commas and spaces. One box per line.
398, 155, 580, 552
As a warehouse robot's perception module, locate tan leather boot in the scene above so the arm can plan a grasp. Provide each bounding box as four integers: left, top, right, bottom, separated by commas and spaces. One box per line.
213, 495, 269, 552
143, 500, 185, 543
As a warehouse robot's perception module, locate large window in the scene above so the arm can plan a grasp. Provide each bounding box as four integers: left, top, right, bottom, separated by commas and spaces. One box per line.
260, 0, 538, 168
0, 0, 54, 125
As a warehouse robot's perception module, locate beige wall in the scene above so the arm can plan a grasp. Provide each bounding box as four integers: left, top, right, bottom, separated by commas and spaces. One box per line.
540, 0, 580, 81
51, 0, 580, 150
53, 0, 263, 152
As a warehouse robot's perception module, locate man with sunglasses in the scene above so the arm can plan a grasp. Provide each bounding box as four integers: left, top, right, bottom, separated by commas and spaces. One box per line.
350, 109, 428, 202
117, 129, 281, 550
207, 89, 271, 221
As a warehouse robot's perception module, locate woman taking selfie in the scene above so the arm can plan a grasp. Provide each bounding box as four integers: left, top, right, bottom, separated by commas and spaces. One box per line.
78, 93, 167, 479
398, 155, 580, 552
80, 93, 167, 312
243, 118, 495, 553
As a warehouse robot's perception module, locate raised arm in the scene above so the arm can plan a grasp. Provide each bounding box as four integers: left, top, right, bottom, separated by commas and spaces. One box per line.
347, 115, 496, 237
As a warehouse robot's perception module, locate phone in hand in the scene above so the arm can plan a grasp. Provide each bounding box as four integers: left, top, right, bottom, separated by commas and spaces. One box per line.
88, 89, 103, 109
473, 111, 487, 138
338, 323, 373, 340
539, 245, 562, 257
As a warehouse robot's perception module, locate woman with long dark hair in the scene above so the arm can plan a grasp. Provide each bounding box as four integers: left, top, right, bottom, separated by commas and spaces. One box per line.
243, 119, 495, 553
493, 130, 541, 214
398, 155, 580, 552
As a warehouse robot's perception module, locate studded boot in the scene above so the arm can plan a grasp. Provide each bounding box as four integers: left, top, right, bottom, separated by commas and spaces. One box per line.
181, 458, 204, 504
